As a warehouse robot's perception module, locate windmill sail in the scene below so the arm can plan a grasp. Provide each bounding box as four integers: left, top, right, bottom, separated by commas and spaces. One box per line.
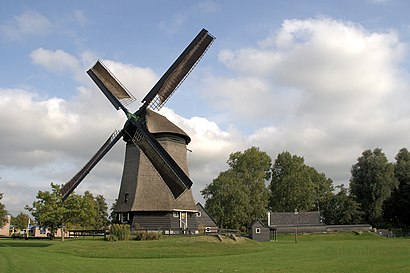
142, 28, 215, 111
87, 60, 135, 112
61, 130, 124, 201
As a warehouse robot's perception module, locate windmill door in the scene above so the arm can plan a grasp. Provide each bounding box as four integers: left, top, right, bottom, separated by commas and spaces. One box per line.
179, 212, 188, 230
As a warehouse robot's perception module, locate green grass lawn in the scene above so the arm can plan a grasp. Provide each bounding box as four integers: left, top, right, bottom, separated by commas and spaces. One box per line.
0, 232, 409, 273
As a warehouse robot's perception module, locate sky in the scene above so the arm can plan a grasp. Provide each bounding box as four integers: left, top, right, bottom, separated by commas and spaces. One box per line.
1, 0, 410, 216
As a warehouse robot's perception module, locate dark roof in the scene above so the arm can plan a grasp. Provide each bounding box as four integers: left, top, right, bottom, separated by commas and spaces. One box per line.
249, 220, 276, 231
269, 211, 323, 226
196, 203, 218, 228
146, 110, 191, 144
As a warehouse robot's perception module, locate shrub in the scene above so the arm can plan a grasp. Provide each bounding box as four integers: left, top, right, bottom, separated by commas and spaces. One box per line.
197, 223, 205, 234
106, 224, 131, 241
133, 231, 161, 241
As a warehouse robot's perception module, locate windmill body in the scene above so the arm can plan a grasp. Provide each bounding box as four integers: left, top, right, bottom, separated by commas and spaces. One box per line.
115, 110, 197, 231
60, 29, 214, 233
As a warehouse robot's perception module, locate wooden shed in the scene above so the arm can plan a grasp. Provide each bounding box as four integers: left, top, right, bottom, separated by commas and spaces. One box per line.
249, 220, 274, 242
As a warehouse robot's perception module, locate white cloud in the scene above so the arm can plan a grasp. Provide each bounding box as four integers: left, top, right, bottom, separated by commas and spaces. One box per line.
158, 107, 245, 199
31, 48, 82, 74
0, 10, 52, 40
203, 17, 410, 188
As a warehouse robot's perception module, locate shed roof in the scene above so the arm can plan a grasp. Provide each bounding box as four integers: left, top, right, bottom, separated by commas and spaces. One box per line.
269, 211, 323, 226
196, 203, 218, 228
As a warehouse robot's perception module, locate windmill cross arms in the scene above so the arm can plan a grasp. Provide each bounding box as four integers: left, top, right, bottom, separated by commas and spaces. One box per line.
60, 130, 124, 201
141, 28, 215, 112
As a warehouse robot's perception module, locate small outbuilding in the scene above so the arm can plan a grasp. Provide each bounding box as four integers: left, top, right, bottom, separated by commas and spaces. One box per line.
249, 220, 275, 242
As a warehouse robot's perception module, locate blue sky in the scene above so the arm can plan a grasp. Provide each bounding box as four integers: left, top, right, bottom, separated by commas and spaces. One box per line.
1, 0, 410, 215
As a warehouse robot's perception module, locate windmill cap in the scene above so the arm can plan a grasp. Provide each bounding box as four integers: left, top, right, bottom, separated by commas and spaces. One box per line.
145, 110, 191, 144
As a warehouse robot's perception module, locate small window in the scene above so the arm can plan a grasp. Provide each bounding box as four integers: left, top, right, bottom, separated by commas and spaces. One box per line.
124, 193, 129, 203
173, 212, 179, 218
255, 228, 261, 234
197, 212, 202, 217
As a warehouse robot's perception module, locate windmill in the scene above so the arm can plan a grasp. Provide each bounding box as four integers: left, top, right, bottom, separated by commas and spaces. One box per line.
61, 29, 215, 230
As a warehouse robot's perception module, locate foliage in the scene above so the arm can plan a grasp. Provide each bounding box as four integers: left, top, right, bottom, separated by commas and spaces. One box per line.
227, 147, 272, 221
321, 185, 364, 225
11, 212, 34, 230
26, 184, 110, 236
72, 191, 97, 229
71, 192, 109, 229
307, 166, 334, 209
202, 170, 250, 229
202, 147, 271, 229
383, 148, 410, 229
25, 183, 81, 238
0, 193, 8, 228
106, 224, 131, 241
109, 199, 118, 223
95, 194, 109, 228
133, 230, 161, 240
350, 148, 398, 226
269, 151, 333, 212
1, 233, 410, 273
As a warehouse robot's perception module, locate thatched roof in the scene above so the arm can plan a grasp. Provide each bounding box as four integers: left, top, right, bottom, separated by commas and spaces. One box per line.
145, 110, 191, 144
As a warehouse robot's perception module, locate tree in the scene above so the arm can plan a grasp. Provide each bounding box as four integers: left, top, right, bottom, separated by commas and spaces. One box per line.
202, 171, 250, 229
383, 148, 410, 229
321, 185, 364, 225
227, 147, 271, 222
95, 195, 109, 229
0, 193, 8, 228
350, 148, 398, 226
25, 183, 81, 241
307, 166, 334, 210
269, 151, 333, 212
110, 199, 118, 223
201, 147, 271, 229
73, 191, 98, 229
11, 212, 34, 230
71, 192, 109, 229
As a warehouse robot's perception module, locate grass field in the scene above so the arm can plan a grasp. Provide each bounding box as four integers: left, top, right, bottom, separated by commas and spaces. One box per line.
0, 232, 409, 273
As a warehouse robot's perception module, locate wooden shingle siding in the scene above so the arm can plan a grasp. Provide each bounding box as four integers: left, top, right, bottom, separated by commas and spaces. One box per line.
132, 211, 198, 231
249, 220, 271, 242
133, 212, 172, 230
